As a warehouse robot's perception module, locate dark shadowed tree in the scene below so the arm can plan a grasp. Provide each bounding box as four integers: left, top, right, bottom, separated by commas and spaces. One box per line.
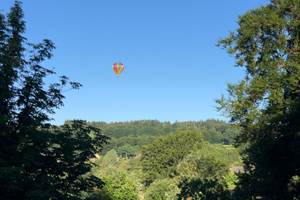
218, 0, 300, 199
178, 178, 231, 200
0, 1, 108, 199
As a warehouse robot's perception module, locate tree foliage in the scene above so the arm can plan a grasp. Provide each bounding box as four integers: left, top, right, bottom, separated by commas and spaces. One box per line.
88, 120, 239, 156
144, 178, 180, 200
177, 153, 229, 180
91, 132, 240, 199
0, 2, 108, 199
178, 178, 231, 200
141, 130, 203, 184
89, 172, 138, 200
218, 0, 300, 199
176, 148, 232, 200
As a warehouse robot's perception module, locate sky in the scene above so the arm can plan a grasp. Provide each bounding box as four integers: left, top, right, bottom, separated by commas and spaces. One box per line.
1, 0, 267, 124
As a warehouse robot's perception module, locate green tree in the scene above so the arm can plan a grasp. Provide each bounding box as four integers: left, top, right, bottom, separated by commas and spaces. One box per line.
141, 130, 203, 185
92, 149, 120, 177
0, 2, 108, 199
90, 172, 138, 200
177, 153, 229, 180
218, 0, 300, 199
177, 152, 231, 200
101, 149, 119, 167
178, 178, 231, 200
144, 178, 180, 200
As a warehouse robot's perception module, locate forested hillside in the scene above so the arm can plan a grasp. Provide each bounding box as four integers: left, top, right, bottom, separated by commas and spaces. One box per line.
82, 120, 239, 156
89, 129, 241, 200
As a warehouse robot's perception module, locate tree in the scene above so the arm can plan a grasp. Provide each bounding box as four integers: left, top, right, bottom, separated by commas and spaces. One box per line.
0, 2, 108, 199
101, 149, 119, 167
177, 153, 229, 180
217, 0, 300, 199
178, 178, 231, 200
177, 152, 231, 200
144, 178, 180, 200
141, 130, 203, 185
89, 172, 138, 200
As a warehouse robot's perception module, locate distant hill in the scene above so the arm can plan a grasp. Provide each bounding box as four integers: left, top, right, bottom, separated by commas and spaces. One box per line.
65, 120, 239, 156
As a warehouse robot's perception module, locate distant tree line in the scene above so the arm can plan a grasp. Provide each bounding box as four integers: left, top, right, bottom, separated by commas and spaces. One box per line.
84, 119, 239, 156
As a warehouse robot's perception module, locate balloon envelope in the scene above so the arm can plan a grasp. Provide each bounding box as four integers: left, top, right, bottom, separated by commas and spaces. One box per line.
112, 62, 124, 76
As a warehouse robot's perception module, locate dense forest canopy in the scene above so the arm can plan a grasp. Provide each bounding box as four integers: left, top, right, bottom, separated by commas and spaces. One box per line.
82, 120, 239, 156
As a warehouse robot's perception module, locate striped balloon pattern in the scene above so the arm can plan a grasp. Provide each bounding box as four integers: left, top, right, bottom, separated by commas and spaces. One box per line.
112, 62, 124, 76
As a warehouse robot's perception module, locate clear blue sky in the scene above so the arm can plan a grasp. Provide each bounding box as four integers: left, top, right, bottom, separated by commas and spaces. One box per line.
1, 0, 267, 124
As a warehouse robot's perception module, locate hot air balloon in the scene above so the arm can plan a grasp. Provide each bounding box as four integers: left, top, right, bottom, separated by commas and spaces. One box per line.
112, 62, 124, 76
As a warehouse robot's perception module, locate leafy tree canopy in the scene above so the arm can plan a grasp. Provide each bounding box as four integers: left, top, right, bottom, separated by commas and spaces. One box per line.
0, 2, 108, 199
144, 178, 180, 200
89, 172, 138, 200
218, 0, 300, 199
141, 130, 203, 184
